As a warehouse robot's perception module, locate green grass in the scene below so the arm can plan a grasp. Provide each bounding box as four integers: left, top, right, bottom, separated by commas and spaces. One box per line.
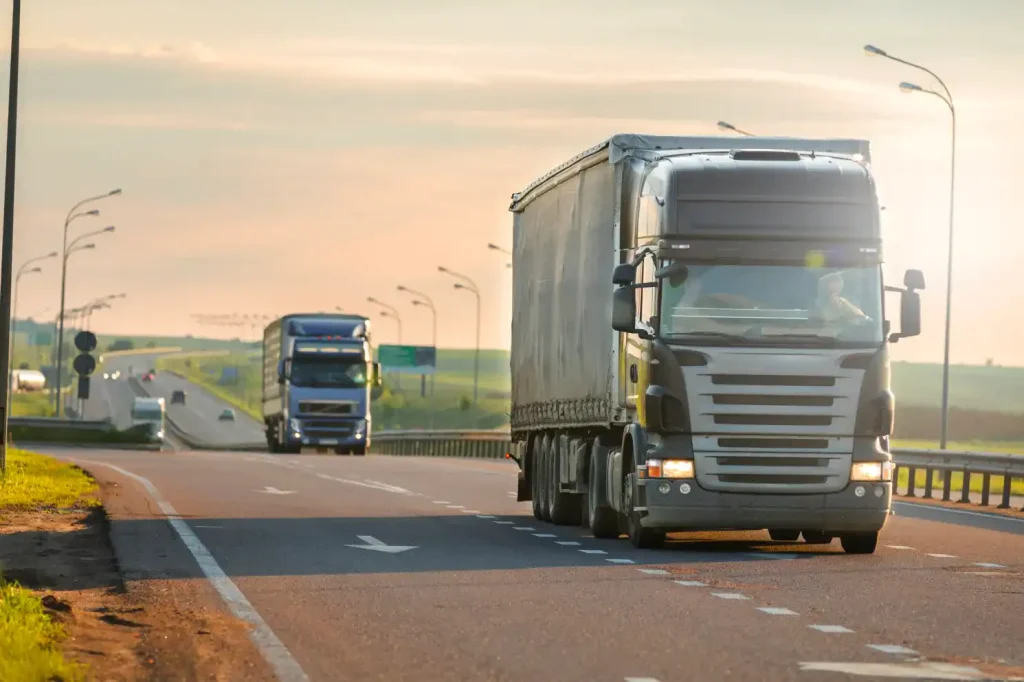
10, 392, 54, 418
0, 448, 98, 511
0, 580, 86, 682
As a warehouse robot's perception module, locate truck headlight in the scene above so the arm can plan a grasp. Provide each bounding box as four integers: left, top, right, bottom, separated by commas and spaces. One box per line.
288, 418, 301, 433
353, 420, 367, 438
645, 458, 694, 479
851, 461, 893, 482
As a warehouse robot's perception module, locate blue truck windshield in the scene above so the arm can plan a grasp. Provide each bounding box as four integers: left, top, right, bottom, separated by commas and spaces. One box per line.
659, 264, 884, 345
290, 358, 368, 388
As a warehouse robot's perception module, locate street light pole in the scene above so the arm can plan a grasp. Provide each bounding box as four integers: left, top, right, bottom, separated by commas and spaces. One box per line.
865, 44, 956, 450
0, 0, 21, 473
439, 266, 481, 406
397, 285, 438, 399
717, 120, 755, 136
50, 242, 97, 411
55, 192, 119, 418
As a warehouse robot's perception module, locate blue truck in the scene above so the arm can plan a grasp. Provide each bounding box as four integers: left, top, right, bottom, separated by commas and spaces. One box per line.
261, 313, 382, 454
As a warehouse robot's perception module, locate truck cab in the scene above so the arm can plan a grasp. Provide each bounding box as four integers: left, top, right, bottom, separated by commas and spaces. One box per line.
130, 396, 166, 443
262, 314, 383, 455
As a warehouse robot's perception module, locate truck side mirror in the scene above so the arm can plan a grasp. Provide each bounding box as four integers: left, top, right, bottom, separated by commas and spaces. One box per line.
898, 290, 921, 339
612, 263, 636, 286
904, 269, 925, 291
280, 358, 291, 380
612, 286, 638, 333
373, 362, 383, 387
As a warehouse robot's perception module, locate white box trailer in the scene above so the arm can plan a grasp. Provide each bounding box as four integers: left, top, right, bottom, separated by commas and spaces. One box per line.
507, 133, 924, 554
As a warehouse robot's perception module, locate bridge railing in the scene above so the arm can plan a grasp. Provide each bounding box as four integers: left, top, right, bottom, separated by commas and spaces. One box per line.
371, 430, 1024, 513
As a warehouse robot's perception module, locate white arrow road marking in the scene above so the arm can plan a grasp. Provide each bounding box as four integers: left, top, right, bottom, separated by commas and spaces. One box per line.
345, 535, 418, 554
258, 487, 296, 495
799, 661, 989, 679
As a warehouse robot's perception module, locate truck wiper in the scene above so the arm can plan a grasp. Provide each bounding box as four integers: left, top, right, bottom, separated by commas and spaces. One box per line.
757, 333, 837, 345
669, 331, 756, 344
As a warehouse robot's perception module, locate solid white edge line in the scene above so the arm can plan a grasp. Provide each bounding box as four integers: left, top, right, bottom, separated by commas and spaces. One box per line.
74, 460, 310, 682
893, 501, 1024, 524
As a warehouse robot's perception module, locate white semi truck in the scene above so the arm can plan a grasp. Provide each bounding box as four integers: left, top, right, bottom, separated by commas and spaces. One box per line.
506, 134, 924, 554
131, 396, 166, 444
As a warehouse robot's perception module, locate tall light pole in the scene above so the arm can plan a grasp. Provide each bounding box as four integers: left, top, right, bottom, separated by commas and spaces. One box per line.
487, 243, 512, 268
717, 120, 754, 136
439, 266, 481, 405
55, 205, 118, 417
0, 0, 22, 473
865, 44, 956, 450
397, 285, 437, 398
10, 252, 55, 381
50, 241, 98, 411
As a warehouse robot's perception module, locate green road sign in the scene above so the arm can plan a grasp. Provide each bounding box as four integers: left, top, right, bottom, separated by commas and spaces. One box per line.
32, 331, 52, 346
378, 345, 436, 375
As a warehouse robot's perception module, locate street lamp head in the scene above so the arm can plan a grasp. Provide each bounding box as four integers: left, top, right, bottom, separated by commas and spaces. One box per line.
899, 81, 924, 94
80, 243, 96, 250
411, 300, 423, 307
45, 251, 58, 258
454, 283, 465, 290
26, 267, 41, 275
717, 121, 736, 132
379, 310, 391, 318
864, 44, 887, 58
438, 266, 448, 273
396, 285, 407, 292
108, 188, 123, 196
84, 209, 100, 217
367, 296, 378, 304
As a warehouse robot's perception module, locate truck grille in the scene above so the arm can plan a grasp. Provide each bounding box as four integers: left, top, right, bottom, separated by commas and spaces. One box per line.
297, 401, 355, 416
685, 350, 864, 494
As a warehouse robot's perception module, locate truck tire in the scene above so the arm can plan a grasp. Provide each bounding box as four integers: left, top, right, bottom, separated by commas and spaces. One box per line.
624, 472, 665, 550
538, 437, 553, 522
840, 532, 878, 554
548, 436, 581, 526
586, 446, 619, 539
351, 445, 366, 456
768, 529, 800, 542
531, 436, 545, 521
801, 531, 833, 545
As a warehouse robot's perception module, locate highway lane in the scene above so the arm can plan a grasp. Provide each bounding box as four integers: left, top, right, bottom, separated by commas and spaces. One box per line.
100, 352, 266, 447
43, 447, 1024, 682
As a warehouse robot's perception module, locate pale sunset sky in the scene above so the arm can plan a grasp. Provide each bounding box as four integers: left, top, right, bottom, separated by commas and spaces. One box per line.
3, 0, 1023, 364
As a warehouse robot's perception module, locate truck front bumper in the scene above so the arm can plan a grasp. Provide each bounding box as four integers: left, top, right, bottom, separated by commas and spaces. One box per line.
639, 479, 891, 533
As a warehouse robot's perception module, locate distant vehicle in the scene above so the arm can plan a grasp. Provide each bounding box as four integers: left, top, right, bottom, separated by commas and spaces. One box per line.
110, 370, 121, 380
11, 369, 46, 392
130, 396, 165, 443
261, 313, 382, 455
218, 408, 235, 421
103, 372, 109, 379
141, 370, 155, 382
170, 390, 187, 405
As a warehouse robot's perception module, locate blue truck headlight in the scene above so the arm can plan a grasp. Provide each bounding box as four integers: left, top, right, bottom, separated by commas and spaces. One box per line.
289, 418, 301, 434
353, 420, 367, 438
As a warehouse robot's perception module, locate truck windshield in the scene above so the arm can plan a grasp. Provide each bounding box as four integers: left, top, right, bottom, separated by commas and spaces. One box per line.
132, 408, 164, 421
658, 263, 884, 345
290, 358, 368, 388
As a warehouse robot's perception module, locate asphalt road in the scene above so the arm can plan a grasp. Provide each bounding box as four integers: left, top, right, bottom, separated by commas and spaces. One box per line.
99, 352, 266, 447
44, 445, 1024, 682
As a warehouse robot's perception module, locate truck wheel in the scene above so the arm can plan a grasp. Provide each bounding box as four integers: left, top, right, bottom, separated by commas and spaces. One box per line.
768, 530, 800, 542
351, 445, 366, 456
586, 447, 619, 539
624, 473, 665, 550
548, 437, 581, 526
840, 532, 878, 555
801, 531, 833, 545
531, 437, 545, 521
538, 437, 553, 523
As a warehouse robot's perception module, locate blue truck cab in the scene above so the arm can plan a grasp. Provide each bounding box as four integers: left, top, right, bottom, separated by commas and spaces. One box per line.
262, 313, 382, 455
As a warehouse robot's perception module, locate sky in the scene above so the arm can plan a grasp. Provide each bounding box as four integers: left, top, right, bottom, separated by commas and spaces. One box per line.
2, 0, 1024, 364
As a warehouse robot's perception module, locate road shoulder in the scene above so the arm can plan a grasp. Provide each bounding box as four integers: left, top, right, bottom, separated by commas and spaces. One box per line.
0, 451, 275, 681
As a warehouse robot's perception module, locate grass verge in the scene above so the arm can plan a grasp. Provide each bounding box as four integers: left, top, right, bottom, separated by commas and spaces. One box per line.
1, 448, 96, 681
0, 448, 99, 511
0, 581, 87, 682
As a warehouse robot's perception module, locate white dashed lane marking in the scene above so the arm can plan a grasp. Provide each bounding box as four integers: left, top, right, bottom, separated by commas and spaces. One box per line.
712, 593, 750, 600
494, 521, 515, 525
638, 569, 669, 575
974, 562, 1006, 568
757, 607, 798, 616
476, 515, 496, 519
809, 625, 854, 634
885, 545, 915, 550
513, 526, 535, 531
867, 644, 918, 656
460, 509, 481, 514
927, 553, 957, 559
674, 580, 707, 587
556, 541, 581, 546
432, 500, 450, 505
606, 558, 635, 565
579, 549, 607, 555
533, 533, 556, 538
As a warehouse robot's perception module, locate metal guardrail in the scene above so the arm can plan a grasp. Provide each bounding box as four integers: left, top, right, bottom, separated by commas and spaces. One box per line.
8, 416, 114, 432
370, 431, 1024, 513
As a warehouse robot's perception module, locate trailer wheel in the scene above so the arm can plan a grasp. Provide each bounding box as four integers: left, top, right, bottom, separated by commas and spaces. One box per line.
840, 532, 878, 554
531, 436, 545, 521
586, 446, 619, 539
768, 529, 800, 542
548, 437, 581, 526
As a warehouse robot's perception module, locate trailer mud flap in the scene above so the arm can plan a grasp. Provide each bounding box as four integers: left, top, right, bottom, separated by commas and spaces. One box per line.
517, 471, 530, 502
